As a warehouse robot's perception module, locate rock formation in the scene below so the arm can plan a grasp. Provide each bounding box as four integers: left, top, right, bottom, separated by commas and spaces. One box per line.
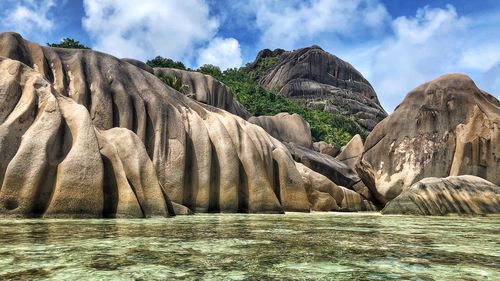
336, 134, 363, 170
153, 68, 251, 119
382, 176, 500, 215
0, 32, 379, 217
251, 46, 387, 131
296, 163, 377, 212
122, 58, 154, 74
249, 113, 313, 148
285, 143, 361, 188
313, 141, 339, 157
357, 74, 500, 205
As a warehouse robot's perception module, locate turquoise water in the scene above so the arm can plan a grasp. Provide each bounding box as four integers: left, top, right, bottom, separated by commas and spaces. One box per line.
0, 213, 498, 280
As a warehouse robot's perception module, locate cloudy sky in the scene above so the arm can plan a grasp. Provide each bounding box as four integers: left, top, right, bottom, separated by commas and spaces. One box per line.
1, 0, 499, 111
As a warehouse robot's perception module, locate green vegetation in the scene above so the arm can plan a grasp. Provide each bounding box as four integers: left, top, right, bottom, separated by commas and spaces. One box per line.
146, 56, 187, 70
197, 64, 364, 147
151, 54, 363, 147
158, 74, 190, 95
249, 56, 281, 80
47, 38, 89, 49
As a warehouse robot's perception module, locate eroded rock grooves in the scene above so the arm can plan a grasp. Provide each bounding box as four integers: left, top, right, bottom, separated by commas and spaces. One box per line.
0, 32, 371, 217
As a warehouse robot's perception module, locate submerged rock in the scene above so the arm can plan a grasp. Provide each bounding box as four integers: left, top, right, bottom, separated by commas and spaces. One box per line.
357, 74, 500, 205
382, 176, 500, 215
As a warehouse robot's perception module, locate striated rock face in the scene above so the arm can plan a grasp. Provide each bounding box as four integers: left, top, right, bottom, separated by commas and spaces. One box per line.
254, 46, 387, 131
153, 68, 251, 119
357, 74, 500, 205
0, 32, 344, 217
249, 113, 313, 148
382, 176, 500, 215
0, 57, 173, 218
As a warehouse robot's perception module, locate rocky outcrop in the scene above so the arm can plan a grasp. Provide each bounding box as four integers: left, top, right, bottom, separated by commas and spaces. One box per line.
357, 74, 500, 205
249, 113, 313, 148
0, 57, 173, 218
153, 68, 251, 119
336, 134, 363, 170
382, 176, 500, 215
296, 163, 377, 212
0, 32, 343, 217
286, 143, 361, 188
313, 141, 339, 157
252, 46, 387, 131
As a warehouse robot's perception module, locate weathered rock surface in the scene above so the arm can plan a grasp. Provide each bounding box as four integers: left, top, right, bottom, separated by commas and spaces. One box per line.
285, 143, 363, 190
382, 176, 500, 215
153, 68, 251, 119
121, 58, 154, 74
1, 32, 362, 217
336, 134, 363, 170
313, 141, 340, 157
249, 113, 313, 148
296, 163, 377, 212
253, 46, 387, 131
357, 74, 500, 205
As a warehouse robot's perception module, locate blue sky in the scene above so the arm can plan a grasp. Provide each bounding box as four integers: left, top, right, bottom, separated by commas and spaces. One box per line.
1, 0, 499, 112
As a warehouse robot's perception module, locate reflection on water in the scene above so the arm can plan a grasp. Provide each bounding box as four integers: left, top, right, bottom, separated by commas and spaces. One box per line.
0, 213, 498, 280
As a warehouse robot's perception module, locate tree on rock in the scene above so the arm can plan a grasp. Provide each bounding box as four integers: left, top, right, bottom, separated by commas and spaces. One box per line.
47, 38, 90, 49
146, 56, 186, 70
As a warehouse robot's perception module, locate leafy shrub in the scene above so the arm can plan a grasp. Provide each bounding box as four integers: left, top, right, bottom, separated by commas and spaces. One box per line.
158, 74, 190, 94
249, 56, 281, 80
198, 64, 222, 79
47, 38, 89, 49
147, 56, 187, 70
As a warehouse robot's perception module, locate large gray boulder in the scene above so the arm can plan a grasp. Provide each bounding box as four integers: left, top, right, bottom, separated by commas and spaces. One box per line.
336, 134, 363, 170
382, 175, 500, 215
252, 46, 387, 131
296, 163, 377, 212
357, 74, 500, 205
285, 143, 362, 189
249, 113, 313, 148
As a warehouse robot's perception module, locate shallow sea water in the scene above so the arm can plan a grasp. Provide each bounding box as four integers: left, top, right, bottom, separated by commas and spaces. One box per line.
0, 213, 498, 280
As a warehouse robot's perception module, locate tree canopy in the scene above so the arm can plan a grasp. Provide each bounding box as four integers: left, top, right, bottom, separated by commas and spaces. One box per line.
146, 56, 187, 70
47, 38, 90, 49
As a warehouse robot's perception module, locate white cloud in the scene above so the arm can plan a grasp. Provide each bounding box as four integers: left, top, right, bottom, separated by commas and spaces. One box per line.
365, 5, 470, 111
82, 0, 219, 62
197, 37, 242, 70
252, 0, 390, 49
1, 0, 56, 38
459, 46, 500, 72
481, 63, 500, 99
